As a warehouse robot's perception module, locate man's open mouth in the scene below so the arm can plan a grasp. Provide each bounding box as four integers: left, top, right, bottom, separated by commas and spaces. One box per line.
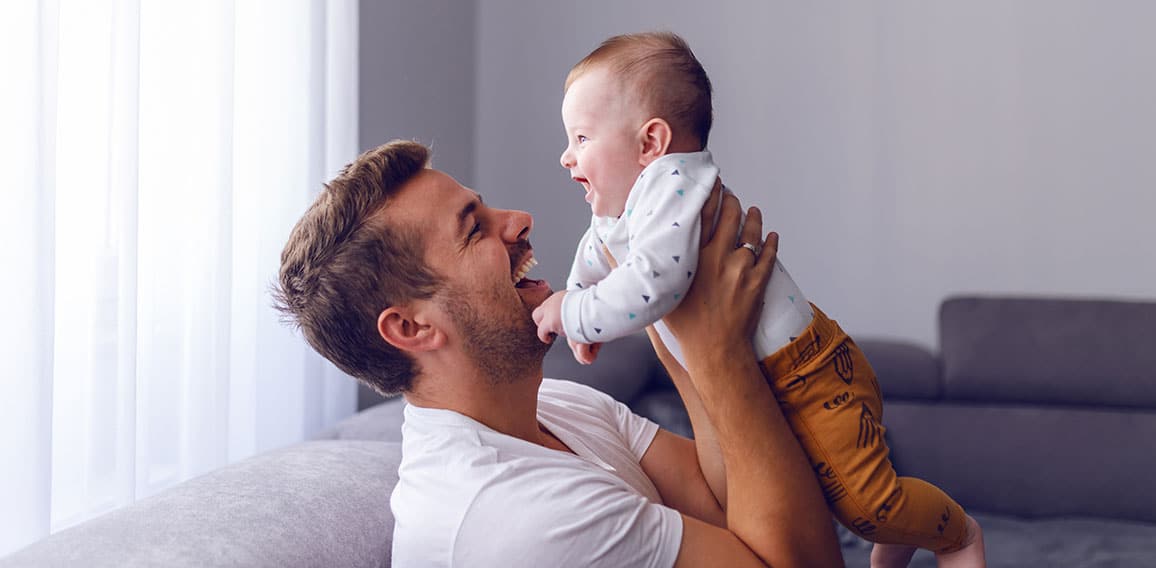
512, 254, 540, 288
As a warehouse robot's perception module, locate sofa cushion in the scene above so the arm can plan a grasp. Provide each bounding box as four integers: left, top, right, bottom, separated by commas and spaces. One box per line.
840, 512, 1156, 567
1, 441, 400, 568
939, 296, 1156, 408
882, 401, 1156, 524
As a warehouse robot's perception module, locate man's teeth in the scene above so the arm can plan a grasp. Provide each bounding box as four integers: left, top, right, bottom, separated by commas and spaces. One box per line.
512, 257, 538, 283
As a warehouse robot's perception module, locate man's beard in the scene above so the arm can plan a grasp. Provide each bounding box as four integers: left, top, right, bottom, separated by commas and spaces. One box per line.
439, 282, 550, 384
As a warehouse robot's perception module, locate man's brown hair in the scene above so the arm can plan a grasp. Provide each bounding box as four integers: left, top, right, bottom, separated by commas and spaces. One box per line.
273, 140, 440, 395
565, 31, 713, 149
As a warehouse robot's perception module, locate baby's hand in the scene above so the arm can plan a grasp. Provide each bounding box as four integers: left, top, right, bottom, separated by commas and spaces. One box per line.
568, 338, 602, 365
531, 290, 567, 344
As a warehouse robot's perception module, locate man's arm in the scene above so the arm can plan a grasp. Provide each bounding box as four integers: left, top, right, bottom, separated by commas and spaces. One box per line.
640, 180, 727, 513
647, 192, 842, 567
643, 329, 728, 511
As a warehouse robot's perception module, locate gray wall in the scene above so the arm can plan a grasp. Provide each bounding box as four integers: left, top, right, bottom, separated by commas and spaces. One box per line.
359, 0, 476, 183
363, 1, 1156, 349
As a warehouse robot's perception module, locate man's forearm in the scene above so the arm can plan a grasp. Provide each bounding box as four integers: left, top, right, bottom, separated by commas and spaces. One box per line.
686, 347, 842, 567
645, 326, 727, 511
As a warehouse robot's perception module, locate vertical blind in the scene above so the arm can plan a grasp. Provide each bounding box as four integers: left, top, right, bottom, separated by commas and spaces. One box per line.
0, 0, 359, 556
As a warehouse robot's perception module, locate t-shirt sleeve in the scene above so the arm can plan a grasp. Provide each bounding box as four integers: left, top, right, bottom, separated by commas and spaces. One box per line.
452, 465, 684, 568
602, 384, 662, 459
546, 379, 660, 460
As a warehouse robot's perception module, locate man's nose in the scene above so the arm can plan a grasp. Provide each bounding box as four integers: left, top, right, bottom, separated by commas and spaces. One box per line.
501, 209, 533, 242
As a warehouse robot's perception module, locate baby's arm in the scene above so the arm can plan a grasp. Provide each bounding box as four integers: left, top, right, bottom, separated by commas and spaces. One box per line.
530, 292, 602, 364
531, 226, 612, 360
561, 162, 713, 345
531, 290, 567, 343
566, 223, 615, 291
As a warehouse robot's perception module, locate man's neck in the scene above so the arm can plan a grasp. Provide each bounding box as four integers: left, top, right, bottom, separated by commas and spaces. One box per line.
404, 364, 550, 446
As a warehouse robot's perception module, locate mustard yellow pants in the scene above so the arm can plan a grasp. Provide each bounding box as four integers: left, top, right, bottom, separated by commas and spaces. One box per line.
759, 304, 968, 552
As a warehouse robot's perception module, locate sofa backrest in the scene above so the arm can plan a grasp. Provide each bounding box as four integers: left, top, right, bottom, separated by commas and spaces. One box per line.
884, 296, 1156, 525
939, 296, 1156, 408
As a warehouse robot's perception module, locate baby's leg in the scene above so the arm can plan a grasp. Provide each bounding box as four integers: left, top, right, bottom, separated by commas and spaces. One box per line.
760, 305, 981, 561
870, 514, 985, 568
869, 542, 916, 568
935, 515, 985, 568
872, 515, 985, 568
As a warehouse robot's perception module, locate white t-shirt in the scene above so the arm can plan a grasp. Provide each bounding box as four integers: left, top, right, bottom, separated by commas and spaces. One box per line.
390, 379, 684, 568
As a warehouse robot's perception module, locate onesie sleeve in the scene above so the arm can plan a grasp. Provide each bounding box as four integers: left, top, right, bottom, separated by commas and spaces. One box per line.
561, 156, 717, 344
565, 223, 613, 292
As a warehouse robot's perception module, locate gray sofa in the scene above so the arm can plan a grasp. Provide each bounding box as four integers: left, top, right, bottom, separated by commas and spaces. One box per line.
4, 296, 1153, 567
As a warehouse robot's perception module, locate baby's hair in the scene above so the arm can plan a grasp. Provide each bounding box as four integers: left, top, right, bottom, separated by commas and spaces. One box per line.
565, 31, 713, 149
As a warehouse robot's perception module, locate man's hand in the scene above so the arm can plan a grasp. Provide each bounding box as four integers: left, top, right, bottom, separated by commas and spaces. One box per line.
531, 290, 567, 344
663, 191, 842, 567
664, 197, 778, 366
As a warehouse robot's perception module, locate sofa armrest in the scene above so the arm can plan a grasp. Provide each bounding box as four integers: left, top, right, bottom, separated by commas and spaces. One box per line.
1, 441, 400, 568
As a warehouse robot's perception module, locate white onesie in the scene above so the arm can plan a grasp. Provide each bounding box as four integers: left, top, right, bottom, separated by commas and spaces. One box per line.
561, 151, 814, 364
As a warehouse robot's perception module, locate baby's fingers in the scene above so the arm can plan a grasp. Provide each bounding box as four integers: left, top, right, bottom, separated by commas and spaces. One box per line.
536, 322, 557, 344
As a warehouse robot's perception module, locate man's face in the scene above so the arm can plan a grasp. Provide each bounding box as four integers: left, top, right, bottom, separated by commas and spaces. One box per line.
385, 169, 552, 380
559, 68, 647, 218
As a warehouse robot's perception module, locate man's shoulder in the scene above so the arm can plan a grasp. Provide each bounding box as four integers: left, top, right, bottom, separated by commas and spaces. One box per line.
538, 378, 620, 418
539, 377, 606, 399
392, 422, 633, 557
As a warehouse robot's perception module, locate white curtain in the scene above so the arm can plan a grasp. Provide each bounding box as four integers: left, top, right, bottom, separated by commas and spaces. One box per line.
0, 0, 360, 556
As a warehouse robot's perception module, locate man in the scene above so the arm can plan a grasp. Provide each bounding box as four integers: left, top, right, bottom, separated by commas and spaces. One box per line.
275, 140, 842, 567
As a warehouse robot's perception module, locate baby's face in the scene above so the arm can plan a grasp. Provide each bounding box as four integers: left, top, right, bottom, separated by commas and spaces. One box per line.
559, 68, 646, 218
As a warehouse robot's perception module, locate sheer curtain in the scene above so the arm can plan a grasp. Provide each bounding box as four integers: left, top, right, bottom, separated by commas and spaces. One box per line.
0, 0, 359, 556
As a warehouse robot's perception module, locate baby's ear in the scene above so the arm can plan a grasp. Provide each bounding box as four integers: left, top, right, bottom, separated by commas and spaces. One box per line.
638, 118, 672, 166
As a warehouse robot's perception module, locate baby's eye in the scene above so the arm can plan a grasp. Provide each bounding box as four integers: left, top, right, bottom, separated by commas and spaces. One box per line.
577, 135, 588, 143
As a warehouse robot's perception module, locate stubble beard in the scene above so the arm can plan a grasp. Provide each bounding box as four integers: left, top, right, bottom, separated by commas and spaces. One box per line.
439, 282, 550, 385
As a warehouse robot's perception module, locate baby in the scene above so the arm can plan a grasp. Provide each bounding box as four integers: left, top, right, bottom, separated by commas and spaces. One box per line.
531, 32, 985, 567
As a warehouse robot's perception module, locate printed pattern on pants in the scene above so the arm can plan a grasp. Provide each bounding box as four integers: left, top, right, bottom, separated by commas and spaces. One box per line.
759, 304, 969, 553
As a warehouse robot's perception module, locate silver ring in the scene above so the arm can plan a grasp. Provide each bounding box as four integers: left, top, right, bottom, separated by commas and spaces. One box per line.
738, 242, 760, 256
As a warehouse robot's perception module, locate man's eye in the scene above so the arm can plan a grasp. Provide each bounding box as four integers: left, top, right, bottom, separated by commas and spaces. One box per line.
468, 222, 481, 241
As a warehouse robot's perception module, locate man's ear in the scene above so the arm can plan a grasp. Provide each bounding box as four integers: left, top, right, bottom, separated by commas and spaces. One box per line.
638, 118, 673, 167
377, 304, 444, 353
